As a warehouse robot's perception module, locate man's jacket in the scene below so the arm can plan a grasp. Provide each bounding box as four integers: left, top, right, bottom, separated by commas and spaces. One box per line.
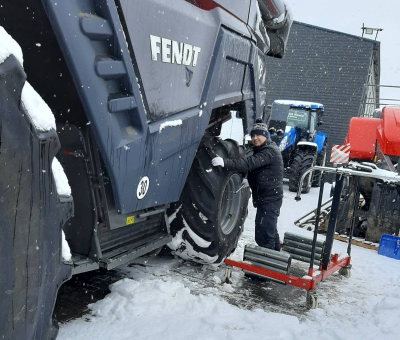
224, 140, 283, 207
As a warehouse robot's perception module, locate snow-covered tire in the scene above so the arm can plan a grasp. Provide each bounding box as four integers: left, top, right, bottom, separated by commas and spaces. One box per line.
312, 141, 327, 187
0, 54, 73, 340
288, 150, 316, 193
167, 137, 251, 265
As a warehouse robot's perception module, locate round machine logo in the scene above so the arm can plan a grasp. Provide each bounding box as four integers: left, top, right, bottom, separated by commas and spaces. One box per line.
137, 176, 149, 200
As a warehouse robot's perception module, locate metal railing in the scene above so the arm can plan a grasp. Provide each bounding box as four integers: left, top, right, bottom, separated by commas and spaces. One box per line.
295, 165, 400, 201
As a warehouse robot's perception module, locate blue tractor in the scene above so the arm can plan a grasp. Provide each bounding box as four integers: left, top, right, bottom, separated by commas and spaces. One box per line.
268, 100, 328, 193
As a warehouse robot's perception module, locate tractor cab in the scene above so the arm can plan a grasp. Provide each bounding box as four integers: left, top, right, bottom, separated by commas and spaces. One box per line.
269, 100, 324, 151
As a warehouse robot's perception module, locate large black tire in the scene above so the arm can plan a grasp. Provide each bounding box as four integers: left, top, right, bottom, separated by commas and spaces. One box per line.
288, 150, 316, 194
312, 141, 327, 187
0, 55, 73, 340
167, 137, 251, 265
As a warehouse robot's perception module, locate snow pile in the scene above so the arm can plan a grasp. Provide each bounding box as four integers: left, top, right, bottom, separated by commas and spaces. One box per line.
62, 231, 72, 262
302, 243, 400, 340
59, 277, 305, 340
0, 26, 23, 66
159, 119, 183, 132
52, 157, 72, 197
21, 81, 56, 131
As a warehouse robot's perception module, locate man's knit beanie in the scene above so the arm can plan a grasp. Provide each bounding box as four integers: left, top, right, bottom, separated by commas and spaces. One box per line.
251, 119, 268, 137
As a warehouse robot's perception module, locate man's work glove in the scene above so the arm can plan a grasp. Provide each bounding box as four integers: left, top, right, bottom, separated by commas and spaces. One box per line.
212, 156, 224, 167
241, 178, 249, 188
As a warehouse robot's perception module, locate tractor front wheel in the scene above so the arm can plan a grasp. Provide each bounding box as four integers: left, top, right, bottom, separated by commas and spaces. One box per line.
289, 150, 316, 193
312, 142, 327, 187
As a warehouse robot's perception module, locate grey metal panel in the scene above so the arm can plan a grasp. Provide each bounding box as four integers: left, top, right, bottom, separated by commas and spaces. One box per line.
214, 28, 252, 106
120, 0, 217, 120
44, 0, 262, 215
266, 22, 379, 157
119, 0, 252, 121
72, 261, 100, 275
213, 0, 251, 23
247, 0, 261, 32
199, 26, 258, 128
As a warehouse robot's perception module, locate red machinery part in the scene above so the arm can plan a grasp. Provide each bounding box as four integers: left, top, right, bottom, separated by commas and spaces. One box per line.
345, 106, 400, 160
377, 106, 400, 157
224, 255, 351, 291
344, 117, 381, 160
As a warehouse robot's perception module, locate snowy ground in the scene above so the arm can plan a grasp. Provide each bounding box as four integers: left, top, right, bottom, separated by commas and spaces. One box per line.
58, 183, 400, 340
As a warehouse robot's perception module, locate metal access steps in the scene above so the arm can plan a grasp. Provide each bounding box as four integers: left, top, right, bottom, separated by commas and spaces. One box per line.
95, 57, 127, 80
71, 232, 172, 273
100, 233, 172, 270
80, 14, 113, 40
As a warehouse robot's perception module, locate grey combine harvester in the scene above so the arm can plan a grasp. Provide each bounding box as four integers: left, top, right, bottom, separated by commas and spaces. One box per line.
0, 1, 292, 339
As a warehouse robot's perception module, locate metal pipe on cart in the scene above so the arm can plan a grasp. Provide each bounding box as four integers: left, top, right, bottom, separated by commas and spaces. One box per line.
295, 167, 345, 270
322, 173, 345, 269
311, 173, 325, 275
295, 169, 326, 276
347, 176, 360, 257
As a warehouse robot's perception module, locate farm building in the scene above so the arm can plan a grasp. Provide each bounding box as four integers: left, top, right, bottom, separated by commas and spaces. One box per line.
265, 21, 380, 149
220, 21, 380, 152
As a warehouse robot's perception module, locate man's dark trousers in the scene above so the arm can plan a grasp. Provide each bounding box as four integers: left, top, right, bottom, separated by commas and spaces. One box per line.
255, 198, 282, 251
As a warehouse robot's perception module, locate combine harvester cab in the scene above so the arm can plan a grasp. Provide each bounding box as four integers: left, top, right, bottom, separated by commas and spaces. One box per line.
0, 1, 292, 339
269, 100, 327, 193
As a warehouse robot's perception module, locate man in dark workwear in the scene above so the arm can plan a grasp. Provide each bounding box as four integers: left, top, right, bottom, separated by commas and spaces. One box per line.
212, 121, 284, 251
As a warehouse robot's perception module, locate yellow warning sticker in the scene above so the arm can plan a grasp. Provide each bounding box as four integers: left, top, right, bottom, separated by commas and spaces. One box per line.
126, 216, 134, 225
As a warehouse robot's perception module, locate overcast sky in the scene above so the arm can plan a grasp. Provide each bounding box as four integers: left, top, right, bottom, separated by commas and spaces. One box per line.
284, 0, 399, 106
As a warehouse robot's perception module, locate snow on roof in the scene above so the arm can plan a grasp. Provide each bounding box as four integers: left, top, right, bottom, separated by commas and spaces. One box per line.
0, 26, 23, 66
274, 100, 324, 109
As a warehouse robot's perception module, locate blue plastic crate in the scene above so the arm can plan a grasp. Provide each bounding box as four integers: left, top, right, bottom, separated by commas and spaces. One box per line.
378, 234, 400, 260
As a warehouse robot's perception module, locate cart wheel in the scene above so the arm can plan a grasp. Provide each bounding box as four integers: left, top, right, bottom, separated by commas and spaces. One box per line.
339, 266, 351, 278
306, 290, 318, 309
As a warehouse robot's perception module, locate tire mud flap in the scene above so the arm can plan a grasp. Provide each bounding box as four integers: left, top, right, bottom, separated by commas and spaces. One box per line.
0, 56, 73, 340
